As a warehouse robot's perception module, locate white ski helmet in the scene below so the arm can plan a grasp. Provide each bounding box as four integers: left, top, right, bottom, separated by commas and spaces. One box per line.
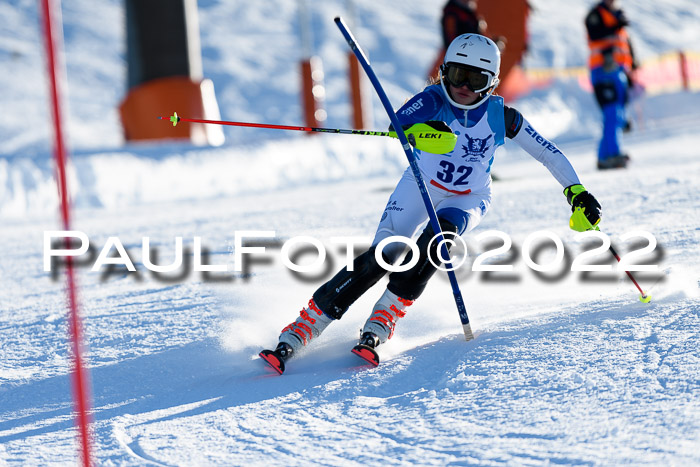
439, 33, 501, 110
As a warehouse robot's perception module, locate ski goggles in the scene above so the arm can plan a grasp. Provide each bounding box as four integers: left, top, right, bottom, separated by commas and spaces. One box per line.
442, 63, 495, 93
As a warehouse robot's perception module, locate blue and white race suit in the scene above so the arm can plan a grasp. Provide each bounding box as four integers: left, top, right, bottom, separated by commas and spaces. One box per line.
372, 84, 582, 259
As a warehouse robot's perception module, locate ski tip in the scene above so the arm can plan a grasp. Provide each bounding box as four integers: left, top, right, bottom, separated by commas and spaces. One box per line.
259, 350, 285, 375
351, 344, 379, 367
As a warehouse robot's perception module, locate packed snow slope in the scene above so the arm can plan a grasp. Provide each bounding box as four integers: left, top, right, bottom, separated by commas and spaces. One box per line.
1, 0, 700, 465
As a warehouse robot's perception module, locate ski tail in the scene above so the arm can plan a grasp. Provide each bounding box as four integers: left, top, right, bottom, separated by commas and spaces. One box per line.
259, 349, 285, 375
352, 344, 380, 367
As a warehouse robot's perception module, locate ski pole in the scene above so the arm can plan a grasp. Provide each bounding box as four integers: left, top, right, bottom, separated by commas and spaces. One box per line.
335, 16, 474, 341
571, 207, 651, 302
608, 243, 651, 302
158, 112, 457, 154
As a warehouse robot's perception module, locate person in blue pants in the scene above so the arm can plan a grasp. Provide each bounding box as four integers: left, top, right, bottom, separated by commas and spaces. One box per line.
585, 0, 637, 169
591, 65, 630, 168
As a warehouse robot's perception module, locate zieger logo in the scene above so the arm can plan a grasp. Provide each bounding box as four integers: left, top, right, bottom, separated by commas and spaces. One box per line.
401, 98, 424, 116
524, 125, 562, 155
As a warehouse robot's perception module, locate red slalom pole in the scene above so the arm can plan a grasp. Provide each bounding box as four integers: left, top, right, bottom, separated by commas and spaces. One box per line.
157, 112, 460, 155
172, 115, 321, 131
158, 112, 394, 136
40, 0, 93, 465
609, 244, 651, 302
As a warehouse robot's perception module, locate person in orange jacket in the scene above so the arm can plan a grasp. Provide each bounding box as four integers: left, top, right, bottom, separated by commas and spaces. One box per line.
585, 0, 638, 170
441, 0, 487, 49
428, 1, 489, 80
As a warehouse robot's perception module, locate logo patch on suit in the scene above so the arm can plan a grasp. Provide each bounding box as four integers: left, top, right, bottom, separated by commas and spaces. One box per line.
381, 200, 404, 222
461, 134, 493, 162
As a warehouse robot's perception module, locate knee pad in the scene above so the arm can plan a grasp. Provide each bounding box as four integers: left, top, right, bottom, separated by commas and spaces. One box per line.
312, 247, 390, 320
422, 217, 460, 243
436, 207, 469, 235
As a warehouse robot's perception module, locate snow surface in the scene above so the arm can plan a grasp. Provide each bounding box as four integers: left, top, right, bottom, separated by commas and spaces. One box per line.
1, 0, 699, 465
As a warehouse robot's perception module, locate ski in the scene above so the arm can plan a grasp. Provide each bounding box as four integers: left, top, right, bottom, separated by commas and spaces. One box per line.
259, 349, 286, 375
351, 344, 380, 367
260, 341, 380, 375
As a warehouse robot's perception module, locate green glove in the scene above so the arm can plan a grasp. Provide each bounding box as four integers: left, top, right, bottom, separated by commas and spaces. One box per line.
564, 184, 601, 231
388, 121, 457, 154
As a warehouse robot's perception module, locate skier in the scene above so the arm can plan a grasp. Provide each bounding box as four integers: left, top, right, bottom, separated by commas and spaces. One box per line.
585, 0, 638, 169
260, 34, 602, 374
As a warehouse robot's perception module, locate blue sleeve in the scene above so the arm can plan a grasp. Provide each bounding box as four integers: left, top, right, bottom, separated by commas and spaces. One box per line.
504, 105, 524, 139
395, 88, 444, 127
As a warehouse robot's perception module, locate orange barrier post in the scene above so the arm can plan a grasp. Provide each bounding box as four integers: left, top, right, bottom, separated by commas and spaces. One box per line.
300, 56, 326, 131
348, 52, 365, 129
121, 0, 222, 145
119, 76, 223, 145
679, 50, 690, 91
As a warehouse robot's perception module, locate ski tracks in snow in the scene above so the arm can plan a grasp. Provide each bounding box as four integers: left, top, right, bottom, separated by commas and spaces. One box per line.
89, 295, 700, 465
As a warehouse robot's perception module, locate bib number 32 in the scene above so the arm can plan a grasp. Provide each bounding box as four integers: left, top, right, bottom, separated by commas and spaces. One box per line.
437, 160, 473, 186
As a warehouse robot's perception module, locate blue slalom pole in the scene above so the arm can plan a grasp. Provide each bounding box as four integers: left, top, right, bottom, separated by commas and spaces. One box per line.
334, 17, 474, 341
